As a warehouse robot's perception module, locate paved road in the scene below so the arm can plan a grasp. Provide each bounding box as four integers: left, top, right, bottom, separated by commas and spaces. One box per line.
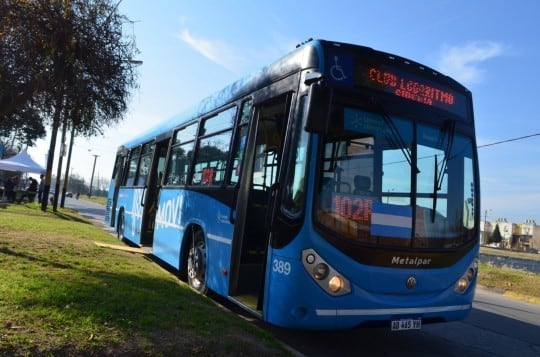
63, 197, 113, 232
263, 287, 540, 356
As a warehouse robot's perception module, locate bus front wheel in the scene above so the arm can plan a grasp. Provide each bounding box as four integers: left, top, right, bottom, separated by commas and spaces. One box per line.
187, 229, 207, 294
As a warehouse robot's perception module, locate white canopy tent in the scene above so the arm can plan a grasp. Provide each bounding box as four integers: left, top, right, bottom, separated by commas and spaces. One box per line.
0, 149, 45, 174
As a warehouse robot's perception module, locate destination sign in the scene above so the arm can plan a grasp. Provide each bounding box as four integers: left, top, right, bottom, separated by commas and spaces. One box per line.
354, 62, 469, 119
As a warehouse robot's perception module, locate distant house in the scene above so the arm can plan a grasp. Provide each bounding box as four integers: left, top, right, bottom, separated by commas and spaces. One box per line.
522, 220, 540, 252
480, 218, 539, 252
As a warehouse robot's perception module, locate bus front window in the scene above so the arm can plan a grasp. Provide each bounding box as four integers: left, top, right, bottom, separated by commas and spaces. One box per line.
314, 105, 477, 250
414, 128, 477, 248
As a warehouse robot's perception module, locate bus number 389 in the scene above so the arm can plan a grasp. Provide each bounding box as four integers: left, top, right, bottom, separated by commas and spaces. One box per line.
273, 259, 291, 275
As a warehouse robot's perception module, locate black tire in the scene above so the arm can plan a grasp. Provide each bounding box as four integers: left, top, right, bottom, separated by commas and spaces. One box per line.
187, 229, 207, 294
117, 210, 125, 240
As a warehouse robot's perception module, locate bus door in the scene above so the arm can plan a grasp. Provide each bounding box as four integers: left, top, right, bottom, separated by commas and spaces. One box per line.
105, 151, 127, 227
140, 138, 169, 246
230, 94, 291, 310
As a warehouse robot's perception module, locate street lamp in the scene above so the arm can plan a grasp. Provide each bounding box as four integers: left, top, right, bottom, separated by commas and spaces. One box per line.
483, 209, 492, 245
386, 188, 394, 203
89, 152, 99, 198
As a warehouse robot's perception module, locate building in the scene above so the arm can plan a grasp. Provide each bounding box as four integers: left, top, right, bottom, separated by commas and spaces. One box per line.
519, 219, 540, 252
480, 218, 539, 252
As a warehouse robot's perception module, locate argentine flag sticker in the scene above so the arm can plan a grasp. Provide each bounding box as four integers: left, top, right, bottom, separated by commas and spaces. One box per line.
370, 202, 412, 239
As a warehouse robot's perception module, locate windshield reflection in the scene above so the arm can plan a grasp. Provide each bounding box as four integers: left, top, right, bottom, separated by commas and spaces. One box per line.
315, 105, 476, 249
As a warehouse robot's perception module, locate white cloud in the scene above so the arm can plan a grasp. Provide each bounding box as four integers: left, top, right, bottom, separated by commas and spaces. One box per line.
436, 41, 504, 84
177, 29, 246, 73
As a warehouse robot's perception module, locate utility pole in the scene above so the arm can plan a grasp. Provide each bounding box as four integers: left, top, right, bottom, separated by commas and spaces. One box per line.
89, 153, 99, 198
60, 125, 75, 207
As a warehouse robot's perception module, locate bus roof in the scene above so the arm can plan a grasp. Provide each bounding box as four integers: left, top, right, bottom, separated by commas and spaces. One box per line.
118, 39, 469, 152
118, 39, 325, 151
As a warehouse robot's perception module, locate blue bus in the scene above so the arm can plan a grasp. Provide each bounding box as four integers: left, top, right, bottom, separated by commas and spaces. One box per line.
105, 39, 479, 330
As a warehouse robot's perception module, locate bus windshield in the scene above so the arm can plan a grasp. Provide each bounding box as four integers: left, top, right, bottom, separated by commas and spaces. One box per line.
315, 103, 477, 250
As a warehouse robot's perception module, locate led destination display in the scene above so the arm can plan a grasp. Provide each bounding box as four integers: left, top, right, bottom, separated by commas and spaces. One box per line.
355, 61, 469, 119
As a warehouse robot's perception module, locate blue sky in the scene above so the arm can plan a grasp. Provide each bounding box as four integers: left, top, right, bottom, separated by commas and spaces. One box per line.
28, 0, 540, 223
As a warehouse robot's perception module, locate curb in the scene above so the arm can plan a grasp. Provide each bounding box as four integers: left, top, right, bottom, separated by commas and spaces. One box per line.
477, 284, 539, 305
503, 291, 540, 305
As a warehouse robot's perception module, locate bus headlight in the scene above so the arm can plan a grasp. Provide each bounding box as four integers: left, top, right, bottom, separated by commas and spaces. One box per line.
456, 277, 469, 292
313, 263, 329, 280
302, 249, 351, 296
454, 258, 479, 294
328, 275, 344, 293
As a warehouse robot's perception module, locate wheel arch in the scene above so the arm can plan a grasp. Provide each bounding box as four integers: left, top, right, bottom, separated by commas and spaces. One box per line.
179, 223, 204, 281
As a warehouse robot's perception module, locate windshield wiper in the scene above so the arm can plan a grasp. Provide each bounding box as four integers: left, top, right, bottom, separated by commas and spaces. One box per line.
431, 155, 438, 222
369, 98, 420, 174
436, 120, 456, 190
330, 141, 342, 172
431, 119, 456, 222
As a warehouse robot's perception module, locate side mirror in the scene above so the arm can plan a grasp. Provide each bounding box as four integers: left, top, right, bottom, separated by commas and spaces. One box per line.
304, 74, 331, 134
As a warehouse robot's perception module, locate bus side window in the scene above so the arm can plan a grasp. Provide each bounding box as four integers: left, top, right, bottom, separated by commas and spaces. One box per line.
165, 143, 193, 185
191, 131, 232, 186
165, 123, 198, 186
191, 107, 236, 187
136, 156, 149, 186
229, 100, 252, 185
124, 146, 141, 187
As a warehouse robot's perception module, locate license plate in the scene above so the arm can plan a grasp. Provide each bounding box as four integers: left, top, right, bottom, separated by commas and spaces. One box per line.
391, 318, 421, 331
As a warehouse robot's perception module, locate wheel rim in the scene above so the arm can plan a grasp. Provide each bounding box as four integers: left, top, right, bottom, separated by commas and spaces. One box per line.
187, 235, 206, 291
117, 212, 124, 239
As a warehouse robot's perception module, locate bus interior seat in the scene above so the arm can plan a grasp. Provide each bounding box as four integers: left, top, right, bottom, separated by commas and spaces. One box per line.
322, 177, 335, 192
338, 182, 351, 193
353, 175, 371, 195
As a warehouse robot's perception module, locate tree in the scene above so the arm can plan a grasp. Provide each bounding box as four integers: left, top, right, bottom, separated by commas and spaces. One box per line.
489, 224, 503, 246
0, 0, 139, 211
0, 1, 48, 150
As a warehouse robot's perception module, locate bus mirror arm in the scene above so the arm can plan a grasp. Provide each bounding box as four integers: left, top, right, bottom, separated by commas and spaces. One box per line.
140, 185, 147, 207
304, 73, 331, 134
304, 71, 324, 85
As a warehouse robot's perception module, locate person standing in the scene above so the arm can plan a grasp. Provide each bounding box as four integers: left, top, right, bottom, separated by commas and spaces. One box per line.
28, 177, 38, 202
37, 174, 45, 203
17, 177, 38, 203
9, 176, 19, 202
4, 176, 15, 203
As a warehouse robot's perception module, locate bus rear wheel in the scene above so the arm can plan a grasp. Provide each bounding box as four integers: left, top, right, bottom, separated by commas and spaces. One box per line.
117, 210, 125, 240
187, 230, 207, 294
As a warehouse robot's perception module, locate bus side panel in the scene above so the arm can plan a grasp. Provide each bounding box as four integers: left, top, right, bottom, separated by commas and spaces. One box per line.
116, 187, 144, 245
153, 189, 233, 296
153, 189, 185, 269
183, 191, 234, 296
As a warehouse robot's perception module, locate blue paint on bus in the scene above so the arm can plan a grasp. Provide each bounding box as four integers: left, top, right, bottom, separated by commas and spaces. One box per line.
105, 39, 480, 330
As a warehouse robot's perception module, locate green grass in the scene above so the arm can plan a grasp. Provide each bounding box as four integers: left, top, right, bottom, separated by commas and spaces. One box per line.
1, 203, 538, 354
478, 246, 540, 303
82, 195, 107, 205
478, 263, 540, 303
0, 203, 289, 356
73, 194, 107, 205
